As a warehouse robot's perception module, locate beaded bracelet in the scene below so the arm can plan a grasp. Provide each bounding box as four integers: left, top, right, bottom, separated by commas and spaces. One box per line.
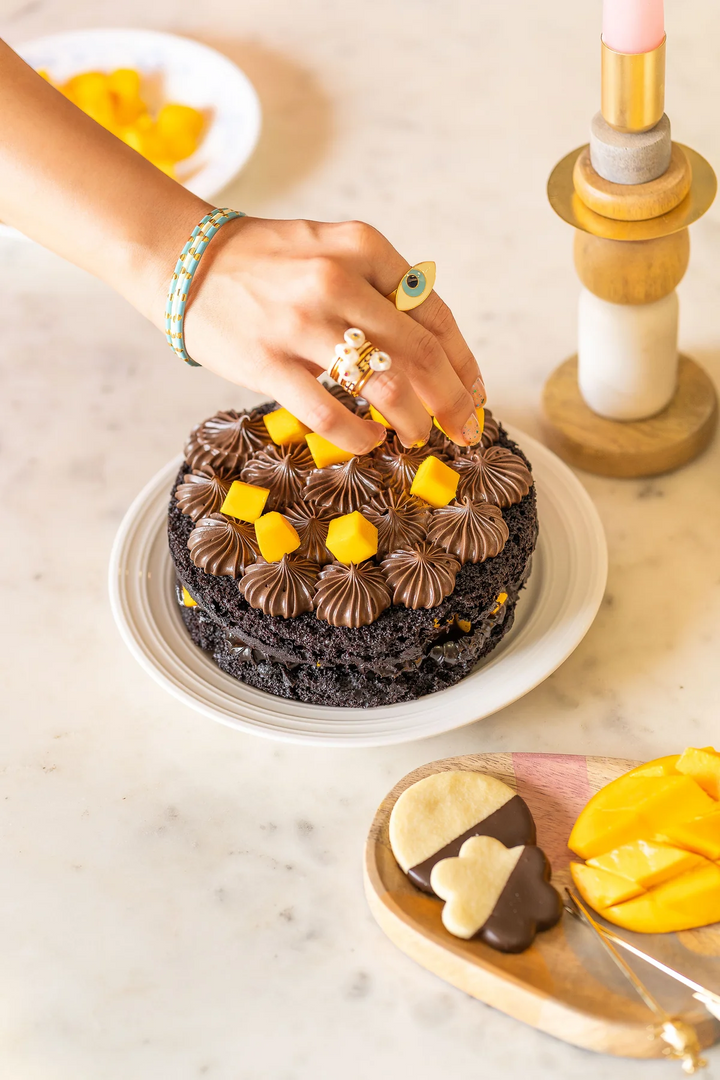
164, 208, 245, 366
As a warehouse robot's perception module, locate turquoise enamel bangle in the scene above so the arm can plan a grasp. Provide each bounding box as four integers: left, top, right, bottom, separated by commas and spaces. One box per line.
165, 208, 245, 367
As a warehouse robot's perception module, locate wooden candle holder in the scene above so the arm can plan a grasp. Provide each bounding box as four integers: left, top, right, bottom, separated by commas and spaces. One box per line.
543, 39, 718, 478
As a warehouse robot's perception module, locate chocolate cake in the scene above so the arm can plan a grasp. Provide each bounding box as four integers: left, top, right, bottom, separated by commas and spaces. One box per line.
167, 393, 538, 708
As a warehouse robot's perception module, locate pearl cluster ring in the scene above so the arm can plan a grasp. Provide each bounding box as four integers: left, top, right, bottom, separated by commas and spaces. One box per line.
329, 328, 392, 397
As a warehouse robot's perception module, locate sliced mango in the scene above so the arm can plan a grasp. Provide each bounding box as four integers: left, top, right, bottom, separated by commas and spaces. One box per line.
603, 863, 720, 935
676, 747, 720, 800
587, 839, 701, 890
568, 775, 718, 860
570, 863, 645, 909
570, 748, 720, 933
657, 811, 720, 861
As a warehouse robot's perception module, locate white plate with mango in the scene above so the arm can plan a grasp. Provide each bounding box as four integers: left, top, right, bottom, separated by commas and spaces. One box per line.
3, 28, 261, 239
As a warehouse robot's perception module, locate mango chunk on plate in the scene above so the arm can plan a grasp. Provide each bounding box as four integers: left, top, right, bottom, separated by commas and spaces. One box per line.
676, 746, 720, 800
569, 748, 720, 933
587, 839, 702, 890
570, 863, 645, 909
603, 863, 720, 934
656, 810, 720, 861
568, 774, 717, 860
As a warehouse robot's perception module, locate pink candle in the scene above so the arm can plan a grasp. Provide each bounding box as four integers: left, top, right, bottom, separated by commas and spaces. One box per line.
603, 0, 664, 54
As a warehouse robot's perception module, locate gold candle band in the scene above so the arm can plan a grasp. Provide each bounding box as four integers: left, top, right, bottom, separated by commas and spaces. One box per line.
601, 35, 666, 134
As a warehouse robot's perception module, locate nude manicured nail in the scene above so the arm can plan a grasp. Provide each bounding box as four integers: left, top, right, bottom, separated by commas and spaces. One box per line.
462, 411, 482, 446
471, 377, 486, 408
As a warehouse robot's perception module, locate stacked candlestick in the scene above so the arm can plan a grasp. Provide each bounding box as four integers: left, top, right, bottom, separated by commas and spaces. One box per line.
545, 0, 718, 477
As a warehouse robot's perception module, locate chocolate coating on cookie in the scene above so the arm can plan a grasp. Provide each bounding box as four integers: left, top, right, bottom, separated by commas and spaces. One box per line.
408, 794, 536, 894
479, 846, 562, 953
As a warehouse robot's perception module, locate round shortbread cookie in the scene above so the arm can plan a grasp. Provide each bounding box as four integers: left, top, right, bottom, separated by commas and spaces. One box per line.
389, 770, 536, 893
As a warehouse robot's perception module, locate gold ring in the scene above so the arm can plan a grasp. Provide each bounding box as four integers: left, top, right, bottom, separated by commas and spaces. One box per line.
386, 261, 436, 311
329, 328, 391, 397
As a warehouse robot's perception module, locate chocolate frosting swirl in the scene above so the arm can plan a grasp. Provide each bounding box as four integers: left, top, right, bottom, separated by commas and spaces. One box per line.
480, 408, 500, 449
175, 468, 232, 521
185, 409, 269, 472
187, 513, 259, 577
381, 542, 460, 609
454, 445, 533, 507
304, 456, 383, 514
374, 435, 445, 492
284, 501, 335, 565
239, 555, 318, 618
241, 444, 314, 510
362, 490, 431, 556
314, 562, 391, 627
428, 497, 509, 564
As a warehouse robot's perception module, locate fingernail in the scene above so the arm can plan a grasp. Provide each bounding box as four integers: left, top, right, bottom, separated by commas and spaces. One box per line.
411, 435, 429, 448
471, 377, 486, 408
462, 411, 482, 446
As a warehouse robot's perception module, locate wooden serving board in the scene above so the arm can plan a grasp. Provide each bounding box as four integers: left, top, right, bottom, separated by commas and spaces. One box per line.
364, 753, 720, 1059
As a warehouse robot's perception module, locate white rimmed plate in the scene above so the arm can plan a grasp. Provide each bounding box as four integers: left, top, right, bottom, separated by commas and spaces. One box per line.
3, 28, 261, 239
109, 428, 607, 747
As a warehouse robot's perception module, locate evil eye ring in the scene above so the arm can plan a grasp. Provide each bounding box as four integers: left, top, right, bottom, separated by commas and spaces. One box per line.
387, 261, 436, 312
328, 328, 392, 397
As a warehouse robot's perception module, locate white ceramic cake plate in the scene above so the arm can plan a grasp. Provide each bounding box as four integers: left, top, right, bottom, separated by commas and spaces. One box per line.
2, 29, 261, 240
108, 427, 607, 747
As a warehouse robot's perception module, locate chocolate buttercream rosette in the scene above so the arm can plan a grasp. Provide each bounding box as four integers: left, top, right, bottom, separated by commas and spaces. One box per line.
241, 444, 314, 511
454, 444, 533, 507
239, 555, 318, 619
187, 513, 258, 577
185, 408, 271, 473
362, 490, 431, 556
381, 542, 460, 609
427, 497, 509, 564
304, 456, 384, 514
174, 468, 232, 521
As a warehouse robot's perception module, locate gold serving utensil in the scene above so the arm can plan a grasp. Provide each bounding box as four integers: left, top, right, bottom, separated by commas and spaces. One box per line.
564, 889, 708, 1074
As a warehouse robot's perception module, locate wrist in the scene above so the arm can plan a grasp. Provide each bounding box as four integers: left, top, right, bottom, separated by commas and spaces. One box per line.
108, 187, 212, 330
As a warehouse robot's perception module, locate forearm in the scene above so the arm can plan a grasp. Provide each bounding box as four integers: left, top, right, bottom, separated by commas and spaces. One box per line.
0, 39, 207, 325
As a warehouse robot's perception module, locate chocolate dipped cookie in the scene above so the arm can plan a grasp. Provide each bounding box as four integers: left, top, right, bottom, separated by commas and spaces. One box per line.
168, 397, 538, 708
389, 770, 536, 894
431, 836, 562, 952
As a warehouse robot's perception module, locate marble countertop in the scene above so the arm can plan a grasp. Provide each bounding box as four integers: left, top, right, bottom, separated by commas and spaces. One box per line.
2, 0, 720, 1076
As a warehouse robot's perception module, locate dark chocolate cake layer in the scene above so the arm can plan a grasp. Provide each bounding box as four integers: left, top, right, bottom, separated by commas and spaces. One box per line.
167, 422, 537, 707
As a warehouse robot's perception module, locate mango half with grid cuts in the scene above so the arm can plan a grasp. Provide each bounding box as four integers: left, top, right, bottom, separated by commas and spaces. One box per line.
569, 748, 720, 933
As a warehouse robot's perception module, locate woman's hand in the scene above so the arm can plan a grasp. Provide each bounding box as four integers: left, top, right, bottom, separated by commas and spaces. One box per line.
0, 41, 484, 455
178, 216, 486, 456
